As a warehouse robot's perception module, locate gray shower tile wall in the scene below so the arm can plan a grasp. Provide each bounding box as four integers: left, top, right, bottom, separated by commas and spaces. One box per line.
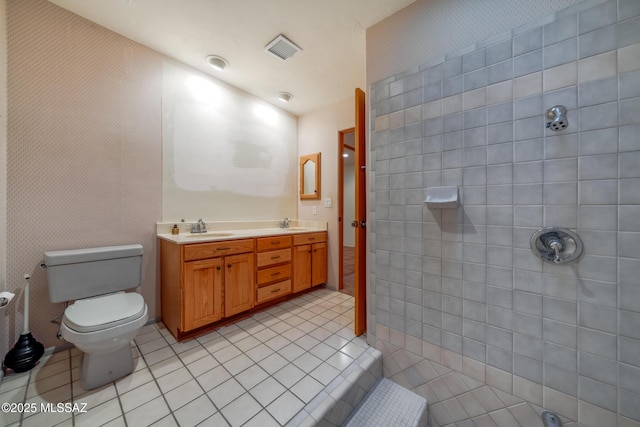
369, 0, 640, 425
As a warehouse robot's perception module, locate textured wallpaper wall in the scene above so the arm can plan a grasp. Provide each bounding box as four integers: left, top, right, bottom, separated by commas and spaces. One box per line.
6, 0, 163, 349
0, 0, 8, 367
367, 0, 640, 425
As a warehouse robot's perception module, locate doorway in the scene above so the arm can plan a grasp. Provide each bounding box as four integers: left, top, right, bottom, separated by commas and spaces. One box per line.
339, 129, 355, 297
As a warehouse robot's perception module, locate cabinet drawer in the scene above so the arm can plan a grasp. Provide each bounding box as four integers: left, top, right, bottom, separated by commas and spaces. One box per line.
257, 280, 291, 304
183, 239, 255, 261
293, 232, 327, 246
256, 235, 292, 251
257, 264, 291, 285
257, 248, 291, 268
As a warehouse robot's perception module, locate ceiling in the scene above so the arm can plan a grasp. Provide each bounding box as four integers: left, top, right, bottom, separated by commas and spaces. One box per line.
48, 0, 417, 116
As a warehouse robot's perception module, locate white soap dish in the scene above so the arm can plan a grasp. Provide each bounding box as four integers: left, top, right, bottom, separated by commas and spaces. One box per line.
424, 186, 459, 208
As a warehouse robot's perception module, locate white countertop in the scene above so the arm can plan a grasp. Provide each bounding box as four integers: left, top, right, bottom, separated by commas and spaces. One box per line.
156, 220, 327, 244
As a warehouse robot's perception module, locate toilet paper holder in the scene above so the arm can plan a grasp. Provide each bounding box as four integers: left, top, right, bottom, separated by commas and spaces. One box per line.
0, 291, 15, 310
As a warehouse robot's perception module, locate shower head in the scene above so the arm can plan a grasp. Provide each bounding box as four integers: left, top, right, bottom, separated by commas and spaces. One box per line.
546, 105, 568, 131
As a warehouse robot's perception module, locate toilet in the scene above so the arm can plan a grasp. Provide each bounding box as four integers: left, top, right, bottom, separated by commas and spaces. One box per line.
44, 244, 148, 390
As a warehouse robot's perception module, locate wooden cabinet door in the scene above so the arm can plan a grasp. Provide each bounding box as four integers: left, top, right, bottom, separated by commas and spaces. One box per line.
311, 242, 327, 287
292, 244, 311, 293
224, 252, 255, 317
183, 258, 223, 331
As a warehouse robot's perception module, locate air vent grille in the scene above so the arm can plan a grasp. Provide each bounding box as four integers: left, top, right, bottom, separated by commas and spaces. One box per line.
265, 34, 301, 61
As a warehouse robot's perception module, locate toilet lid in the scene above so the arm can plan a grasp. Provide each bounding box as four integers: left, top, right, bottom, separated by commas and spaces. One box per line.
64, 292, 146, 333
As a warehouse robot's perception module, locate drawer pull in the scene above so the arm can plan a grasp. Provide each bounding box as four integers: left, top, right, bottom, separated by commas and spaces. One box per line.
270, 255, 281, 260
271, 272, 281, 277
309, 237, 316, 241
270, 288, 281, 294
218, 247, 230, 251
271, 241, 280, 245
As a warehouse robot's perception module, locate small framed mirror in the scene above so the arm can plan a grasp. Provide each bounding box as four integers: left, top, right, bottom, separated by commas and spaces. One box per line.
300, 152, 321, 200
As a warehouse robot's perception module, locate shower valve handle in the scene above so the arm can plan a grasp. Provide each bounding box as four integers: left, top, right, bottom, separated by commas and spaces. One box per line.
547, 239, 562, 264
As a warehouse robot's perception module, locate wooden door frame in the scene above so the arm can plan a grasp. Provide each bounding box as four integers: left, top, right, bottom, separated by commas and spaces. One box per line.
338, 128, 355, 292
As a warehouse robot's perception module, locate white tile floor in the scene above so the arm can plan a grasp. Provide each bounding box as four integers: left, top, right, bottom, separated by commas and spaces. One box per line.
0, 288, 367, 427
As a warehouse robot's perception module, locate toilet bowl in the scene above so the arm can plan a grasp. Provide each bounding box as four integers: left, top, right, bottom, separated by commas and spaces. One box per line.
44, 244, 148, 390
61, 293, 148, 389
61, 292, 147, 348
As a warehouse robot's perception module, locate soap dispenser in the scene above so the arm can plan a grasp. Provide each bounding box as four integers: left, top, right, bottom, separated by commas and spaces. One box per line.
171, 224, 179, 235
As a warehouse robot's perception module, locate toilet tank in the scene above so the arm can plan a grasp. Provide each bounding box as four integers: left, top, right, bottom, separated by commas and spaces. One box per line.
44, 244, 143, 303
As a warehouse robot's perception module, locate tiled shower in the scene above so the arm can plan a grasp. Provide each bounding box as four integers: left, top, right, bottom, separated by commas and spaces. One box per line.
368, 0, 640, 425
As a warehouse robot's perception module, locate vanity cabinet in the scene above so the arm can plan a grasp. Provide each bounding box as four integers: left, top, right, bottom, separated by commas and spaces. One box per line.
292, 232, 328, 293
160, 238, 255, 338
160, 229, 326, 340
255, 236, 292, 304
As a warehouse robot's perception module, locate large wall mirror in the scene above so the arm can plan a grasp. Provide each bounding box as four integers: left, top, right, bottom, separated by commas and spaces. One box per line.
300, 152, 321, 200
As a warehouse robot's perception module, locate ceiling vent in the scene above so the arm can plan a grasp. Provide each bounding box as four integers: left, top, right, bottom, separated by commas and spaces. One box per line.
265, 34, 302, 61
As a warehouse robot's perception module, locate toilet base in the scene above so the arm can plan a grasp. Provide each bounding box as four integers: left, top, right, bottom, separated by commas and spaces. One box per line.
80, 344, 134, 390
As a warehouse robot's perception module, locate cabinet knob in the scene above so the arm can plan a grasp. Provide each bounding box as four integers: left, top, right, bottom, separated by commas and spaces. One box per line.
216, 266, 221, 271
227, 264, 232, 268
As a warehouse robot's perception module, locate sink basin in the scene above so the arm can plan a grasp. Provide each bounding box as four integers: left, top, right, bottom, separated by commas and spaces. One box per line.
286, 227, 308, 231
184, 232, 234, 238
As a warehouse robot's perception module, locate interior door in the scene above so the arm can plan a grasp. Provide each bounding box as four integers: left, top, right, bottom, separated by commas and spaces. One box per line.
354, 88, 366, 336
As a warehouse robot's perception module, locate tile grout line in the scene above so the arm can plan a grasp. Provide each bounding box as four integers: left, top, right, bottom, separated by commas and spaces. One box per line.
19, 369, 32, 427
135, 327, 221, 426
113, 379, 129, 427
216, 293, 358, 425
67, 349, 77, 427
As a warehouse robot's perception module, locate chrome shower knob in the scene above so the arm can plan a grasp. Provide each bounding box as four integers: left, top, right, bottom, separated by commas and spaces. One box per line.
530, 227, 583, 265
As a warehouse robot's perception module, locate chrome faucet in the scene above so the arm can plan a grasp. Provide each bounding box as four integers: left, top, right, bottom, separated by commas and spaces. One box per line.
280, 217, 291, 229
191, 219, 207, 233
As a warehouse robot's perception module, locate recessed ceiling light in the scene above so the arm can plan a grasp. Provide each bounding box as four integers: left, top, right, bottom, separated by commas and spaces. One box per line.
277, 92, 293, 103
206, 55, 229, 71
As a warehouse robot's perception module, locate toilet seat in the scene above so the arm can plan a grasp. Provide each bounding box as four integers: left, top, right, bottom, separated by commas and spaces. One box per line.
64, 292, 146, 333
